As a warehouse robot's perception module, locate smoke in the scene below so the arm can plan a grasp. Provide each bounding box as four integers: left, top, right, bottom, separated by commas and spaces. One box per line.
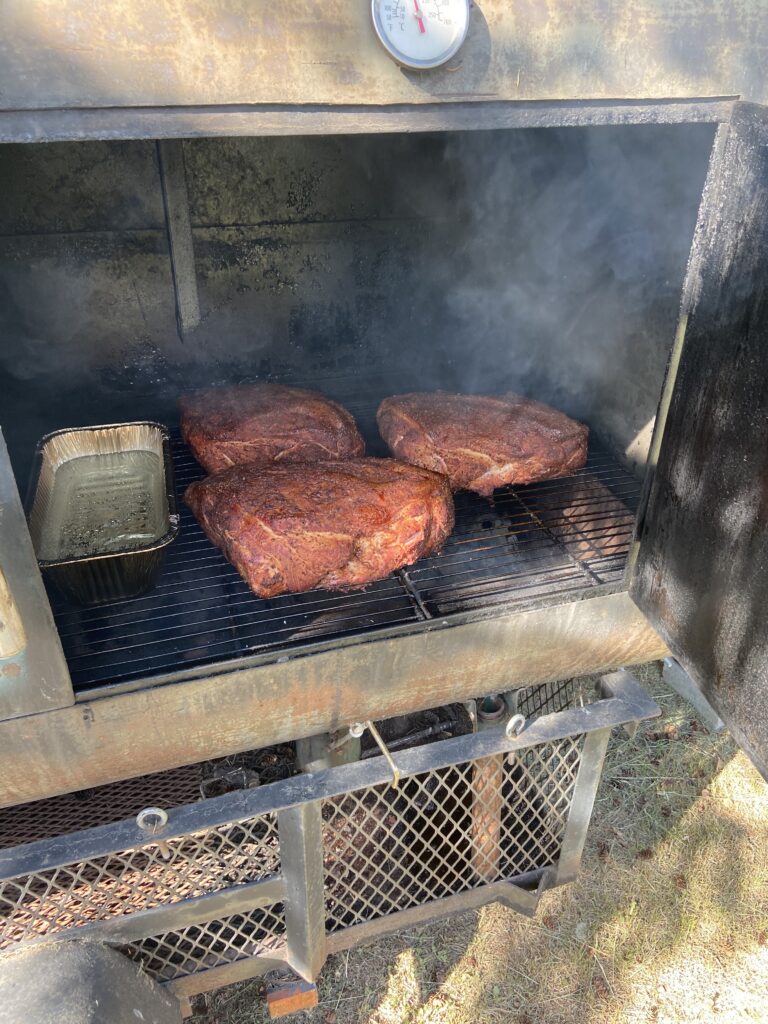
0, 124, 715, 474
405, 124, 715, 459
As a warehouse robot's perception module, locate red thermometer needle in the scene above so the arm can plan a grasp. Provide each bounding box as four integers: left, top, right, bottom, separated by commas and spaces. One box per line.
412, 0, 426, 33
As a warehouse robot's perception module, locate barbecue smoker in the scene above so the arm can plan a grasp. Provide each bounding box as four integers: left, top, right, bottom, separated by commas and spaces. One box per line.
2, 2, 768, 1018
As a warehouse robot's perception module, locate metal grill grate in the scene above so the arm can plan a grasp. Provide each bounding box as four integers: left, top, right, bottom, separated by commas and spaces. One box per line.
322, 736, 582, 932
0, 746, 296, 849
0, 815, 280, 948
48, 431, 639, 693
404, 454, 638, 615
121, 904, 286, 982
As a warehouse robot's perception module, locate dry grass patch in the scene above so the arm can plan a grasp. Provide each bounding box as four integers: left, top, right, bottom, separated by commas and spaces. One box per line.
205, 662, 768, 1024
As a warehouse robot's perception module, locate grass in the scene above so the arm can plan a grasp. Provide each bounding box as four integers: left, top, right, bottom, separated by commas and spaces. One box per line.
204, 662, 768, 1024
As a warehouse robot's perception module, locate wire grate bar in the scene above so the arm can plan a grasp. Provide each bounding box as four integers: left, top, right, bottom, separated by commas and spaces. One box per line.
47, 424, 641, 693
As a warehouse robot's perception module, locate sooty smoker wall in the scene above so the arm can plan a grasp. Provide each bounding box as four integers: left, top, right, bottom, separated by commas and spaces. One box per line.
0, 124, 714, 483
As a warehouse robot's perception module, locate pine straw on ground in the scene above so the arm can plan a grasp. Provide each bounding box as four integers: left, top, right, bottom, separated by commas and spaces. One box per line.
205, 662, 768, 1024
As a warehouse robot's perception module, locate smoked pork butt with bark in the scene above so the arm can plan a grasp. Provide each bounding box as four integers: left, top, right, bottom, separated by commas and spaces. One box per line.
179, 383, 365, 474
377, 391, 588, 498
184, 458, 454, 598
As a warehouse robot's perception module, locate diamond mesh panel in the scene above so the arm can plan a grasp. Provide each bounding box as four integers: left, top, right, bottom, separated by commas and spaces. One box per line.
0, 746, 296, 850
0, 815, 279, 948
499, 737, 582, 875
0, 766, 204, 849
121, 903, 286, 982
322, 736, 583, 931
515, 678, 591, 719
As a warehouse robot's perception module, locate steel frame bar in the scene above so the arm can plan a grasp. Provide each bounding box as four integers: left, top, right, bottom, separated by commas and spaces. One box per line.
0, 428, 73, 719
554, 728, 612, 884
41, 877, 287, 948
0, 671, 659, 999
167, 953, 288, 1004
0, 99, 735, 146
0, 669, 658, 882
326, 874, 547, 956
277, 802, 327, 982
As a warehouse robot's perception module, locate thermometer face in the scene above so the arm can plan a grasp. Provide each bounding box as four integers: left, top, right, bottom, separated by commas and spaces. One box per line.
371, 0, 470, 70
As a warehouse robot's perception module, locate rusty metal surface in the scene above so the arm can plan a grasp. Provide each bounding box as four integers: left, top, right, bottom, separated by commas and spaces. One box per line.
0, 812, 281, 947
0, 674, 657, 990
0, 98, 736, 145
0, 1, 765, 118
0, 764, 203, 848
0, 589, 667, 809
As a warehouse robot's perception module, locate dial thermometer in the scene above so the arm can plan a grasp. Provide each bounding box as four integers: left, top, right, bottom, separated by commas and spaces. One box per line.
372, 0, 471, 71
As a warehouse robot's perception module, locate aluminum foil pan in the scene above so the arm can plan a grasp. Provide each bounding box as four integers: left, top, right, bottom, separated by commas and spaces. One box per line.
26, 422, 179, 605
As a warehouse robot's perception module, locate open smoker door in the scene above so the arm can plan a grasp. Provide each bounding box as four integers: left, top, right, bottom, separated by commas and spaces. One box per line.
631, 102, 768, 779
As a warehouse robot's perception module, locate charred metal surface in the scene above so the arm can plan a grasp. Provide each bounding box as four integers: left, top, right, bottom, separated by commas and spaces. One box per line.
632, 102, 768, 780
0, 125, 713, 483
157, 141, 201, 337
0, 1, 765, 119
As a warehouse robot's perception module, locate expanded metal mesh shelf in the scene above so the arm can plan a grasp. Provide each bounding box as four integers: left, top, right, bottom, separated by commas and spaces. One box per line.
122, 905, 287, 982
0, 812, 281, 948
48, 431, 641, 693
322, 735, 582, 932
0, 673, 657, 991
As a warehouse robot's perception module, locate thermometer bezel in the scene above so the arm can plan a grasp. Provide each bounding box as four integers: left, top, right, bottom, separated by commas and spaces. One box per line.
371, 0, 471, 71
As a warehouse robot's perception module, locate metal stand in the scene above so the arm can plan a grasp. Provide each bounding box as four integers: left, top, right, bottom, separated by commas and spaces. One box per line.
0, 671, 659, 1007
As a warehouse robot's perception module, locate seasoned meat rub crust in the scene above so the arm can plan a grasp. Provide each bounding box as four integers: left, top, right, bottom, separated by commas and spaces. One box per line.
179, 383, 365, 474
377, 391, 588, 497
184, 458, 454, 598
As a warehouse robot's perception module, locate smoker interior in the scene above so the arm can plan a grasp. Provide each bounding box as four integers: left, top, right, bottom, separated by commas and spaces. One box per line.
0, 123, 715, 693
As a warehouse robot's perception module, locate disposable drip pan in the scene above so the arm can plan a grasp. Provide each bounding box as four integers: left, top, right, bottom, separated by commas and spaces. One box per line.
26, 422, 179, 605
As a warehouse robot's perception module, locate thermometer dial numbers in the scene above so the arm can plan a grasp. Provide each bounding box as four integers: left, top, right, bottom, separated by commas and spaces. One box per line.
372, 0, 471, 71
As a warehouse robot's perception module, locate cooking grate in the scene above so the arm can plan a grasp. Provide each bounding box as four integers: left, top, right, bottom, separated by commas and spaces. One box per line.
48, 432, 640, 693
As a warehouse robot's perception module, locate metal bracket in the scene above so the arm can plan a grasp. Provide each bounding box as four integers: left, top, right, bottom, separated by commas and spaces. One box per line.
157, 140, 201, 339
662, 657, 725, 734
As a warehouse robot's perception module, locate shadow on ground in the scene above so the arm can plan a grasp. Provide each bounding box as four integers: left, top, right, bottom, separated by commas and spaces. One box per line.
203, 662, 768, 1024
